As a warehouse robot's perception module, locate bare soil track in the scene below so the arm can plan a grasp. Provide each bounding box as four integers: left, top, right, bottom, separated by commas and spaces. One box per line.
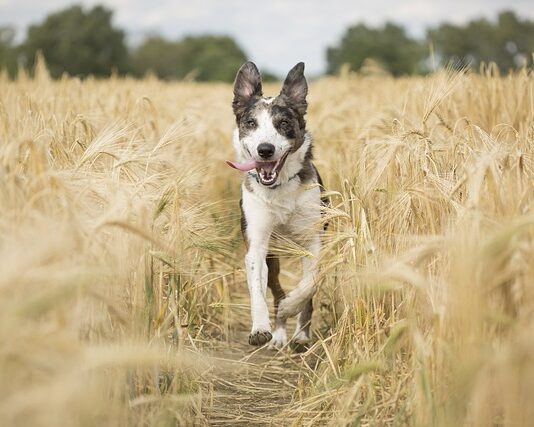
204, 315, 314, 426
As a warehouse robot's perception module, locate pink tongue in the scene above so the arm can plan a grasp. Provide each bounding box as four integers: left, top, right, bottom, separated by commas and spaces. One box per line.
225, 159, 257, 172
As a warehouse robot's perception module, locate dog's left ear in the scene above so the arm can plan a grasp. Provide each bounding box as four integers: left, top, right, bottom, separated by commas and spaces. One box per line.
280, 62, 307, 116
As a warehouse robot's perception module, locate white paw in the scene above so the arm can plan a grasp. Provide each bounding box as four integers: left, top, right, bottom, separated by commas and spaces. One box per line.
268, 327, 288, 349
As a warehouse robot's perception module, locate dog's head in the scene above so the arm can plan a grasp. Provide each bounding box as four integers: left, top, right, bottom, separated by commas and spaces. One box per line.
231, 61, 308, 186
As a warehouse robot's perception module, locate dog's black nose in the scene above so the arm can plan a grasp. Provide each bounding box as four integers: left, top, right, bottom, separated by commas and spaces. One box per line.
257, 143, 275, 159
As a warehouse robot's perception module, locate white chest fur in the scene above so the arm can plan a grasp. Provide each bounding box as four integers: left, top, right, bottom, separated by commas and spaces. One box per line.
242, 178, 321, 239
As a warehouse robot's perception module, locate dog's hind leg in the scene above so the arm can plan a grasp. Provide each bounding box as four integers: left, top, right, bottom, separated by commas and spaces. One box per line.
276, 234, 320, 346
290, 299, 313, 352
267, 254, 285, 315
266, 254, 287, 348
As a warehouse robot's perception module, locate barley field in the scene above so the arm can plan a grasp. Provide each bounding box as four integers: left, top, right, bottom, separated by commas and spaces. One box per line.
1, 57, 533, 426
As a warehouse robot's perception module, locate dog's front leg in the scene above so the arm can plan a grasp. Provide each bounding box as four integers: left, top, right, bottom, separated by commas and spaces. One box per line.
245, 237, 272, 345
242, 192, 274, 346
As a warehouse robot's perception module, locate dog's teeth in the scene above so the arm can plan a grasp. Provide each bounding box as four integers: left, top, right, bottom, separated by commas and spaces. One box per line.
257, 168, 278, 186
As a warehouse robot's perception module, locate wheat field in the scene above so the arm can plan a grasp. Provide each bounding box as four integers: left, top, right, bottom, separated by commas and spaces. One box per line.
1, 57, 533, 426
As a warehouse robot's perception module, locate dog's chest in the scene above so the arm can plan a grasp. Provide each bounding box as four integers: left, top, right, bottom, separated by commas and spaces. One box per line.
243, 179, 321, 233
262, 185, 300, 224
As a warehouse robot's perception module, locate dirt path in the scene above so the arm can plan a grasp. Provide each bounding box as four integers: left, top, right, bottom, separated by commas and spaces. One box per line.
203, 297, 311, 426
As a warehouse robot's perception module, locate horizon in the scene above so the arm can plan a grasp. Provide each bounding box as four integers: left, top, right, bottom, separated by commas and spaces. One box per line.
1, 0, 533, 76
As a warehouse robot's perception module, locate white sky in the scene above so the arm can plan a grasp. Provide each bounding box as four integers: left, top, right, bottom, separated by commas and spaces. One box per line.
1, 0, 533, 76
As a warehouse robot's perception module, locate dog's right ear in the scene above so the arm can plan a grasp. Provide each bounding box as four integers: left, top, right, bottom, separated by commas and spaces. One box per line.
233, 62, 262, 118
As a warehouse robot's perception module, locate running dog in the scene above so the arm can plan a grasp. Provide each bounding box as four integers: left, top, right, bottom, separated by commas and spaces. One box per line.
226, 61, 326, 351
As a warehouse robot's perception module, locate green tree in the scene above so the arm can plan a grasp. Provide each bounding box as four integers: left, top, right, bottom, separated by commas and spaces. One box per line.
23, 5, 129, 78
0, 26, 18, 77
132, 35, 247, 82
428, 11, 534, 72
326, 22, 424, 76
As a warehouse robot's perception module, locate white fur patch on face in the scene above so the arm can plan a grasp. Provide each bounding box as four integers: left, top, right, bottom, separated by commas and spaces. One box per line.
242, 109, 291, 161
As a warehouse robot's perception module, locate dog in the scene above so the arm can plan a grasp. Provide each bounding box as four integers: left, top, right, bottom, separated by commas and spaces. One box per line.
226, 61, 326, 351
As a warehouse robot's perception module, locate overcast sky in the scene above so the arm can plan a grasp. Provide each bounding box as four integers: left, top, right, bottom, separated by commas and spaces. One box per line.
1, 0, 532, 76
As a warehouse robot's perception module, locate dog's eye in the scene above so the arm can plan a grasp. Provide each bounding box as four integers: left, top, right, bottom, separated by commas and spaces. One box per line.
279, 119, 290, 129
245, 119, 256, 129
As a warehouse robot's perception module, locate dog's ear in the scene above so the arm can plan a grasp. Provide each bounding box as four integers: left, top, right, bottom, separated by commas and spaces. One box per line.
233, 62, 262, 117
280, 62, 307, 116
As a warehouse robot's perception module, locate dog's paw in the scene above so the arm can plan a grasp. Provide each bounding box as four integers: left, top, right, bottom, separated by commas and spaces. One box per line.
289, 338, 310, 353
289, 331, 311, 353
268, 327, 287, 350
248, 329, 272, 346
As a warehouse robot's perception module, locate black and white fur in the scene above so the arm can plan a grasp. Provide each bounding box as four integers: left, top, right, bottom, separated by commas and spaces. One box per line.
231, 62, 326, 351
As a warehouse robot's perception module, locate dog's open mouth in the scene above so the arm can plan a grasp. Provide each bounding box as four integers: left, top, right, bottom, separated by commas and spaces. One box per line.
255, 151, 289, 186
226, 151, 290, 187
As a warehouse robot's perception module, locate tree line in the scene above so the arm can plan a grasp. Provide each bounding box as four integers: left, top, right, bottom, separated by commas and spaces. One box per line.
327, 11, 534, 76
0, 5, 248, 82
0, 5, 532, 81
